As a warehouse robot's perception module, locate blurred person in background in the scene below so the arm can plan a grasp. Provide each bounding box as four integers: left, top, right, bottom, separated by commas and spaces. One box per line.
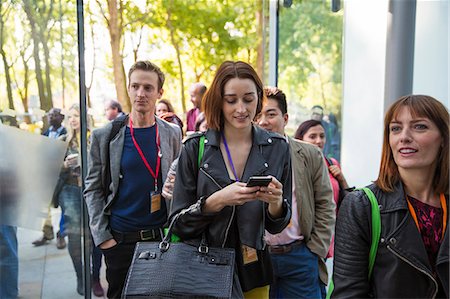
0, 120, 19, 299
58, 104, 104, 296
194, 111, 207, 133
155, 99, 175, 117
311, 105, 340, 162
156, 99, 184, 131
33, 108, 67, 249
329, 95, 449, 298
295, 120, 351, 210
327, 113, 341, 161
186, 82, 207, 133
104, 100, 125, 121
43, 108, 67, 138
0, 225, 18, 299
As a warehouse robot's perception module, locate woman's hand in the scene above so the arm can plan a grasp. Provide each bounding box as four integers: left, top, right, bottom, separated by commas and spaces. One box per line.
64, 154, 79, 169
162, 173, 175, 200
329, 165, 349, 189
203, 182, 260, 213
256, 176, 284, 218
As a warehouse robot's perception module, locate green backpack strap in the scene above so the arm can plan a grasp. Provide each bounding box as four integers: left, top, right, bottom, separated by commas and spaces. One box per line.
198, 135, 205, 168
326, 187, 381, 299
165, 135, 205, 243
361, 187, 381, 278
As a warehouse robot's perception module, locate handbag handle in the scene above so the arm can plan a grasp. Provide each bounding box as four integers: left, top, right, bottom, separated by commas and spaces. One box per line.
160, 134, 209, 253
159, 204, 209, 253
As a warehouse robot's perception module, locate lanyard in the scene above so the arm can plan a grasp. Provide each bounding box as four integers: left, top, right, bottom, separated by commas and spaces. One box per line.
221, 132, 239, 182
406, 193, 447, 240
129, 117, 161, 191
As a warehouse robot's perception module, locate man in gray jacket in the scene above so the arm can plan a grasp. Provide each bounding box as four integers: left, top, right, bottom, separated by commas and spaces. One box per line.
84, 61, 182, 298
257, 87, 335, 299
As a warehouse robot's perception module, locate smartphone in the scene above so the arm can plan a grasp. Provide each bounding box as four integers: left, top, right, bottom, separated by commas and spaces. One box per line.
246, 176, 272, 187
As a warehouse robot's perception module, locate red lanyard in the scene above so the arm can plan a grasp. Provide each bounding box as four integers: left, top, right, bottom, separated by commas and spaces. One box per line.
129, 117, 161, 191
406, 193, 447, 240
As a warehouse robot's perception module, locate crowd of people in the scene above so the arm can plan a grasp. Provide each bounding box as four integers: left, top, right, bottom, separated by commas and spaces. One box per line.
85, 60, 448, 299
1, 59, 448, 299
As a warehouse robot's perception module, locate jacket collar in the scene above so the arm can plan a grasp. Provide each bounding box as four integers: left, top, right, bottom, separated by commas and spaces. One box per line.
204, 125, 280, 147
380, 180, 450, 211
376, 180, 408, 212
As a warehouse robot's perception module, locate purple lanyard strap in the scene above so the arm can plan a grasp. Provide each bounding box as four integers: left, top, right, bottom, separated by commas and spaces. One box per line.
221, 132, 240, 182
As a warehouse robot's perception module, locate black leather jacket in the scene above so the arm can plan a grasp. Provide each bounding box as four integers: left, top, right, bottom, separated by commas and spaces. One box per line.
169, 126, 292, 290
331, 182, 449, 298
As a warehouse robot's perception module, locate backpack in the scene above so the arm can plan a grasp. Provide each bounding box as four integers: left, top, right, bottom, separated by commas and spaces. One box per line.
103, 114, 129, 198
326, 187, 381, 298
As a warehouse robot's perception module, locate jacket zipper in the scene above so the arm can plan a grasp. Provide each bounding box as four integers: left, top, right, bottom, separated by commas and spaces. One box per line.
200, 168, 235, 248
387, 245, 438, 298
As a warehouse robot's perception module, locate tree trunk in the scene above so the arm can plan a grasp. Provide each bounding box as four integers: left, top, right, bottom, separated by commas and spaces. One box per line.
86, 13, 97, 109
0, 12, 13, 109
23, 0, 51, 111
40, 31, 53, 107
0, 49, 13, 109
12, 47, 30, 119
166, 0, 186, 113
107, 0, 130, 112
21, 54, 30, 114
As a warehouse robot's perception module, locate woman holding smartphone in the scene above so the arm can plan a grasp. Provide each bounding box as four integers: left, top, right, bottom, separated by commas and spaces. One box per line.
170, 61, 292, 298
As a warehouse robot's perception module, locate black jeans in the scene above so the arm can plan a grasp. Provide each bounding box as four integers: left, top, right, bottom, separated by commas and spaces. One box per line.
102, 242, 136, 299
102, 228, 164, 299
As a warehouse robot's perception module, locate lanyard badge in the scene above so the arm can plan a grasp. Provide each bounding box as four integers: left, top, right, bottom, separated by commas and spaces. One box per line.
129, 117, 162, 213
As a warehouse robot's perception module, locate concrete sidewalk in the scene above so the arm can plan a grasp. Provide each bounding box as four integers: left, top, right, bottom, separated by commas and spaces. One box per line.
17, 228, 107, 299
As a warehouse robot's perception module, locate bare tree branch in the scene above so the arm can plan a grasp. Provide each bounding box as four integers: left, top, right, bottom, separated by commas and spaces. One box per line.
95, 0, 109, 26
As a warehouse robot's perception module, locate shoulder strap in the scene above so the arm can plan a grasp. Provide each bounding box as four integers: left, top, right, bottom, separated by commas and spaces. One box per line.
325, 156, 333, 166
326, 187, 381, 299
360, 187, 381, 278
104, 114, 128, 197
165, 135, 205, 243
197, 135, 205, 168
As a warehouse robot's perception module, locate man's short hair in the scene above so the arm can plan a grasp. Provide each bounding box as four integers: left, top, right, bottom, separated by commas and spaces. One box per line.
311, 105, 324, 120
47, 107, 63, 116
311, 105, 323, 111
107, 100, 123, 113
265, 88, 288, 114
128, 61, 165, 90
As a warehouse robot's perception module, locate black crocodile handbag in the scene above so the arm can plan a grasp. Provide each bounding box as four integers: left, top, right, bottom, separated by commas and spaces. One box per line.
122, 210, 235, 298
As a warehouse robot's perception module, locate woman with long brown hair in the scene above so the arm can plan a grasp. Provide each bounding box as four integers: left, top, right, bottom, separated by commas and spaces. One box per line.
170, 61, 292, 298
330, 95, 449, 298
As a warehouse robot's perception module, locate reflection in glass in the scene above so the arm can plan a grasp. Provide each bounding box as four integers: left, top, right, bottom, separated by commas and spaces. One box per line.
0, 124, 67, 228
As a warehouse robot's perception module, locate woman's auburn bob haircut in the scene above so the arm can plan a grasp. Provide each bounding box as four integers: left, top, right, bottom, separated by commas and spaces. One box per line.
375, 94, 449, 194
202, 61, 265, 131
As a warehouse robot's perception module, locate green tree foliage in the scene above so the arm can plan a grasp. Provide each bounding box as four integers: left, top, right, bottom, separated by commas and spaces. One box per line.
278, 1, 343, 115
150, 0, 259, 113
1, 0, 343, 130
